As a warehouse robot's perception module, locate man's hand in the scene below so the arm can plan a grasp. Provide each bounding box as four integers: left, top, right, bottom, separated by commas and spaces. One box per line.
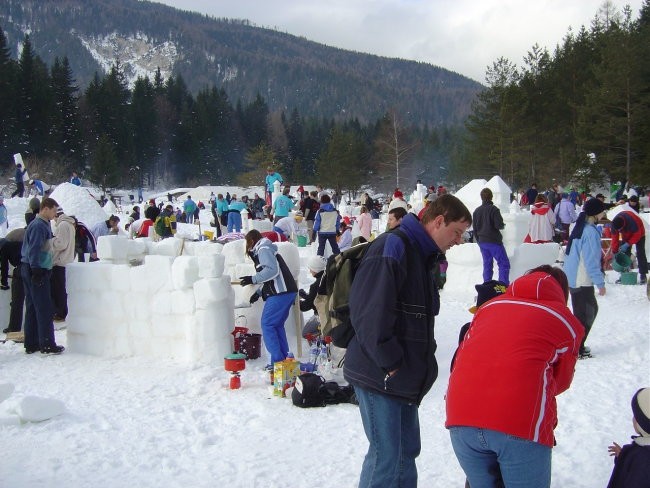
249, 293, 260, 304
619, 242, 631, 253
240, 276, 254, 287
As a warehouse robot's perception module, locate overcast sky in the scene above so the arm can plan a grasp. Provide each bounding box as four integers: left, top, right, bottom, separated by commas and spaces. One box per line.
153, 0, 643, 83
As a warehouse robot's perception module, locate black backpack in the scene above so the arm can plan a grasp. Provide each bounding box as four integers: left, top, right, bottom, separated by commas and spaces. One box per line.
320, 229, 410, 348
291, 373, 358, 408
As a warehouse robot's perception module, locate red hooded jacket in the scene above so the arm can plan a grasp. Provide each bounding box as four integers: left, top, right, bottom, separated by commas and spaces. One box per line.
611, 210, 645, 253
445, 271, 584, 447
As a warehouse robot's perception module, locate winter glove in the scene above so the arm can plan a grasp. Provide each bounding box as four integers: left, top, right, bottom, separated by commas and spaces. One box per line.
619, 242, 631, 253
240, 275, 254, 287
31, 267, 46, 287
249, 293, 260, 304
299, 289, 308, 299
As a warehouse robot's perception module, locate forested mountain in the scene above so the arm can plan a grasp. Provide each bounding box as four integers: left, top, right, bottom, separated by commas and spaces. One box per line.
0, 0, 481, 127
454, 2, 650, 190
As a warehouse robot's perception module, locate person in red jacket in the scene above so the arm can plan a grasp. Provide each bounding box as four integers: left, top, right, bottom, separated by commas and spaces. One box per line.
611, 210, 647, 284
446, 265, 584, 488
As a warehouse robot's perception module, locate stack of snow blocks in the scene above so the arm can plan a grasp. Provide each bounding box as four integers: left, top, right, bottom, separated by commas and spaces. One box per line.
66, 235, 234, 363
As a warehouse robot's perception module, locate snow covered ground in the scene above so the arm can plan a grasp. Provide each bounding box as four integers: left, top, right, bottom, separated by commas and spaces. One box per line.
0, 188, 648, 488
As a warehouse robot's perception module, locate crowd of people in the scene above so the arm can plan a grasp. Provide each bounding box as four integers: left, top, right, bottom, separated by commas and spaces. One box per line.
3, 159, 648, 487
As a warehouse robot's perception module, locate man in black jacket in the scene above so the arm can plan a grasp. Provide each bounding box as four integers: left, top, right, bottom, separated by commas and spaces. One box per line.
344, 194, 471, 488
473, 188, 510, 285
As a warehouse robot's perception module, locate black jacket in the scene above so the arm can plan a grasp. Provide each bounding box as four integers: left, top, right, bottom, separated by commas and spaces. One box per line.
299, 271, 324, 313
607, 440, 650, 488
472, 201, 504, 244
344, 214, 442, 405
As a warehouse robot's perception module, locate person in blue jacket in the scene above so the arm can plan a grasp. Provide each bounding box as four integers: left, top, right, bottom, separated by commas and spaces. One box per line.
313, 194, 341, 256
183, 195, 197, 224
227, 195, 247, 233
344, 194, 472, 487
20, 197, 64, 354
563, 197, 607, 358
265, 166, 283, 204
240, 230, 297, 365
70, 172, 81, 186
12, 164, 27, 198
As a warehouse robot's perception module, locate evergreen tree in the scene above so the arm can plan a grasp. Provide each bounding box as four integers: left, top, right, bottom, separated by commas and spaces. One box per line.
316, 126, 366, 198
49, 57, 83, 170
0, 26, 19, 162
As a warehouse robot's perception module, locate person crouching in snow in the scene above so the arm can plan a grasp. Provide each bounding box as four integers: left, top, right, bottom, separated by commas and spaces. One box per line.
607, 387, 650, 487
240, 230, 298, 366
272, 212, 304, 242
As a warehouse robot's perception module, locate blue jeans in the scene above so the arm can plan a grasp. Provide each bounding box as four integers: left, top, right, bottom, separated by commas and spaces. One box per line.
317, 234, 340, 256
478, 242, 510, 284
227, 211, 241, 233
355, 386, 420, 488
449, 426, 551, 488
22, 265, 57, 351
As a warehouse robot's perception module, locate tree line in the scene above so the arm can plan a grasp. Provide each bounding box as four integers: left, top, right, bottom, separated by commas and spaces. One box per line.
452, 1, 650, 192
0, 27, 459, 196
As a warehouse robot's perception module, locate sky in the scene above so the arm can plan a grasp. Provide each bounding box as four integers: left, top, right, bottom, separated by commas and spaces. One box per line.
152, 0, 644, 83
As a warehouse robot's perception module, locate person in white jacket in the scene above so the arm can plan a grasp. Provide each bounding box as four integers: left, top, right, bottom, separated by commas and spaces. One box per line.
51, 210, 77, 321
524, 194, 556, 243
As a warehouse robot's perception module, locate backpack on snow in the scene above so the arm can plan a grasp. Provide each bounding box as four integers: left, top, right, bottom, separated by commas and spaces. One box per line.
291, 373, 357, 408
316, 229, 409, 349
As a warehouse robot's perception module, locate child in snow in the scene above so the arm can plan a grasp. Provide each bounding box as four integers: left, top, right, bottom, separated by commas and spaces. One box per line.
606, 387, 650, 488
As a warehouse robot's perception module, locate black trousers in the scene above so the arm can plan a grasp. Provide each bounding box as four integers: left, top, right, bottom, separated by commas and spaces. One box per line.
50, 265, 68, 319
570, 286, 598, 351
7, 265, 24, 331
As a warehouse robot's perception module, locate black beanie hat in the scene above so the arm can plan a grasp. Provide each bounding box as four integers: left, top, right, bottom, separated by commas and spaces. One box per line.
582, 197, 606, 217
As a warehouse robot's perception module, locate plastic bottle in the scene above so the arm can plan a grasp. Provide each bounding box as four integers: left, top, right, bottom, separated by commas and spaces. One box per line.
309, 342, 319, 366
317, 342, 328, 366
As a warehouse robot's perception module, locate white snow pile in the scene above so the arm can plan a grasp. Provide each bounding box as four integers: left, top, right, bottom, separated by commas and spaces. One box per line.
49, 182, 109, 228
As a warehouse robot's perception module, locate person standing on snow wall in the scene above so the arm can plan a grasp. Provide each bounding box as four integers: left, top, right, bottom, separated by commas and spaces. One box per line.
472, 187, 510, 285
265, 166, 283, 207
239, 230, 297, 367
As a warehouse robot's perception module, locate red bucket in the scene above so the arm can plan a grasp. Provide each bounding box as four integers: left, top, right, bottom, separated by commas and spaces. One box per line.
232, 327, 262, 360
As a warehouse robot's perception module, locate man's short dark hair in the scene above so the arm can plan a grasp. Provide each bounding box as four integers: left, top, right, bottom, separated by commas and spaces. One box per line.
388, 207, 407, 220
41, 197, 58, 209
480, 188, 493, 202
109, 215, 120, 223
421, 194, 472, 226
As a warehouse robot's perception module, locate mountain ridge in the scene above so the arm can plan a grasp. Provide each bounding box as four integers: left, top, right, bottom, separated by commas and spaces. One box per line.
0, 0, 483, 126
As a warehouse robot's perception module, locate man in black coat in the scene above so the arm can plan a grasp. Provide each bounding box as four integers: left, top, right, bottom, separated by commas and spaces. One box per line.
472, 188, 510, 285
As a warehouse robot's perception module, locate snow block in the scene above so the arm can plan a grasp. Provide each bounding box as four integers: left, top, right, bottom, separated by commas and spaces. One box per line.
509, 243, 561, 281
97, 235, 130, 263
126, 239, 147, 261
189, 241, 222, 256
150, 314, 186, 340
221, 239, 246, 266
151, 236, 183, 257
170, 289, 196, 314
193, 276, 233, 309
171, 255, 200, 290
13, 396, 66, 423
250, 219, 273, 233
276, 242, 300, 281
0, 383, 15, 403
197, 254, 225, 279
143, 255, 174, 293
151, 291, 173, 316
234, 263, 256, 280
66, 261, 111, 293
67, 330, 110, 356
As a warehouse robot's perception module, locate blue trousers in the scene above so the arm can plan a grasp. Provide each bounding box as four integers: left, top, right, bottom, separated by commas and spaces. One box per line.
478, 242, 510, 284
449, 426, 551, 488
317, 234, 340, 257
355, 386, 420, 488
227, 211, 242, 233
22, 265, 56, 351
261, 292, 296, 363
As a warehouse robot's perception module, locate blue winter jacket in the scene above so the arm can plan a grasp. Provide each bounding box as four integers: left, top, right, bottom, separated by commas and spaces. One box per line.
249, 238, 297, 300
21, 215, 54, 270
313, 203, 340, 235
563, 222, 604, 289
344, 213, 443, 405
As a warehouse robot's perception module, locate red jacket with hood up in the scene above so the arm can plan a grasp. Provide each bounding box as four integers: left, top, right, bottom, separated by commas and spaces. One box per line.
445, 271, 584, 447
